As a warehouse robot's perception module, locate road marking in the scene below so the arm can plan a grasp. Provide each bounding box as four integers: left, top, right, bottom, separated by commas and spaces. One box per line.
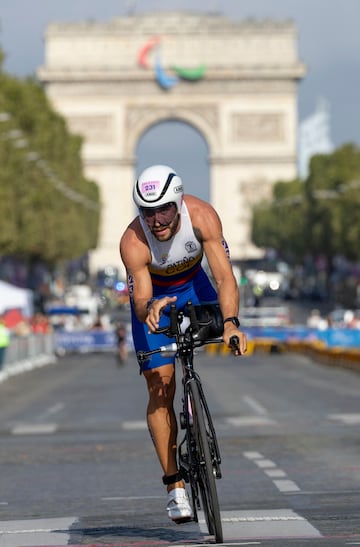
242, 395, 268, 415
243, 452, 301, 494
273, 479, 300, 492
254, 459, 276, 469
121, 420, 148, 430
198, 509, 321, 538
328, 413, 360, 425
265, 469, 287, 478
8, 414, 280, 435
0, 516, 77, 546
225, 416, 277, 427
243, 451, 263, 460
11, 423, 57, 435
38, 402, 64, 419
0, 510, 321, 543
102, 496, 163, 501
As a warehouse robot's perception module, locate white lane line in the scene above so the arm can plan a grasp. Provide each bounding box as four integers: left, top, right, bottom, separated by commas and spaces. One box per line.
242, 395, 268, 415
38, 402, 64, 419
273, 479, 300, 492
254, 459, 277, 469
0, 511, 321, 542
243, 452, 302, 494
225, 416, 276, 426
11, 423, 57, 435
198, 509, 321, 538
102, 496, 163, 501
328, 413, 360, 425
0, 516, 77, 546
243, 451, 263, 460
265, 469, 287, 478
122, 420, 148, 430
9, 403, 64, 435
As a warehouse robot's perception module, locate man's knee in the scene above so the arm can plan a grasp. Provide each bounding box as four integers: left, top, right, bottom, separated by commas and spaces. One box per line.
145, 368, 175, 407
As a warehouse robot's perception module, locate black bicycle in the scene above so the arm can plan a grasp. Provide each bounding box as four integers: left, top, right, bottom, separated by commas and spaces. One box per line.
137, 301, 239, 543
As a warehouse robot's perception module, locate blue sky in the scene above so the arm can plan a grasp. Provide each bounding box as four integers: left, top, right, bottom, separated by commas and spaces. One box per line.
1, 0, 359, 198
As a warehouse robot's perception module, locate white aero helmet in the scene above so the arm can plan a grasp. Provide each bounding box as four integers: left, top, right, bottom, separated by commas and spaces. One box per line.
133, 165, 184, 211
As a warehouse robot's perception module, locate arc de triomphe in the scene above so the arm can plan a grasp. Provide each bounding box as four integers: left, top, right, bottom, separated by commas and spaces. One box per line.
38, 11, 305, 276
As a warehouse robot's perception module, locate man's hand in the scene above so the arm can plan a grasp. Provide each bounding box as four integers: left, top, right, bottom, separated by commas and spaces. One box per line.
145, 296, 177, 332
223, 323, 247, 356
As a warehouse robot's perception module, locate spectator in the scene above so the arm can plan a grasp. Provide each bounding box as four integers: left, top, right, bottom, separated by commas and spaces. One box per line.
115, 321, 128, 365
30, 312, 52, 334
91, 314, 104, 330
307, 309, 328, 330
0, 315, 10, 370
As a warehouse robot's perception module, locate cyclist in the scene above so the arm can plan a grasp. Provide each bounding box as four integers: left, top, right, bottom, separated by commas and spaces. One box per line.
120, 165, 247, 523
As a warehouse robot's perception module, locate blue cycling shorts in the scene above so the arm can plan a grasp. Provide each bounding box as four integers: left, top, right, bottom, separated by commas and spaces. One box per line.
131, 267, 218, 372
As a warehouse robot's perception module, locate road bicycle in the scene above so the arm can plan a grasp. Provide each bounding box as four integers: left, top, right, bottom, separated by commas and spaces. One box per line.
137, 301, 239, 543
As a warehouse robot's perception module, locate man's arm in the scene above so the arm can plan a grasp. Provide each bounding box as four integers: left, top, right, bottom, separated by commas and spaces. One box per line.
187, 196, 247, 355
120, 220, 154, 322
119, 220, 176, 330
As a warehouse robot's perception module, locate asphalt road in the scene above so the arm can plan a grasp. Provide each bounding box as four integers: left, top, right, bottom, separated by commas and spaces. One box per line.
0, 347, 359, 546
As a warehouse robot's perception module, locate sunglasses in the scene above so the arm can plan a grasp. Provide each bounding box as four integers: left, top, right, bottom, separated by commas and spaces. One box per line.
140, 202, 177, 224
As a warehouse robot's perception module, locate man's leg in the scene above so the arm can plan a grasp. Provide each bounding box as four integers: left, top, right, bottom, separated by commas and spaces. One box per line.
143, 363, 193, 522
143, 363, 184, 492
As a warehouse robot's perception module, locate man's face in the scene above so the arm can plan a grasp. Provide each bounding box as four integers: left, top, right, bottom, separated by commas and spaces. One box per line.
140, 202, 180, 241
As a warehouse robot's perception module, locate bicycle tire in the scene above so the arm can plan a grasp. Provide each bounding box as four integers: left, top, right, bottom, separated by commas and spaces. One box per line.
188, 379, 223, 543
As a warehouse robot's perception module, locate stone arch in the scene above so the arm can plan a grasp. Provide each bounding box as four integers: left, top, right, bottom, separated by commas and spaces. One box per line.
125, 104, 218, 160
38, 11, 305, 274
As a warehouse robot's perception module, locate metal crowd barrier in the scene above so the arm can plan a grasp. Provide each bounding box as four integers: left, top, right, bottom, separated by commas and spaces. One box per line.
0, 333, 56, 382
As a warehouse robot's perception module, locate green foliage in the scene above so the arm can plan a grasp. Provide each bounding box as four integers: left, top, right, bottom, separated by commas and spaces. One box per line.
305, 145, 360, 261
0, 64, 100, 267
251, 145, 360, 264
252, 179, 308, 262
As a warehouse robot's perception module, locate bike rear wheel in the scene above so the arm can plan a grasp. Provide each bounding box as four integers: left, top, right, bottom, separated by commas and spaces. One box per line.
188, 379, 223, 543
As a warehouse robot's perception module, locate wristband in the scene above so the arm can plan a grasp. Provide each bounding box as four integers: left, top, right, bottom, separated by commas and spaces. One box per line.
146, 297, 156, 310
223, 316, 240, 328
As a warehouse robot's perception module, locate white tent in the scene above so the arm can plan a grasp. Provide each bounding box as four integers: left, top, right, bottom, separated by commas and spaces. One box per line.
0, 281, 34, 317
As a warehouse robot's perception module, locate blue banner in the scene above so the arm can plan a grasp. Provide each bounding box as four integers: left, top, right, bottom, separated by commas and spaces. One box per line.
315, 328, 360, 349
243, 326, 360, 349
55, 330, 117, 352
54, 326, 359, 354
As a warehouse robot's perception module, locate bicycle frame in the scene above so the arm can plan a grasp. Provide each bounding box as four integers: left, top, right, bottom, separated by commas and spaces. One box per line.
137, 301, 228, 542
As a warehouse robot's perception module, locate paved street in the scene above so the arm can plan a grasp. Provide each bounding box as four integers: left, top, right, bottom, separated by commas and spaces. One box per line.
0, 346, 359, 546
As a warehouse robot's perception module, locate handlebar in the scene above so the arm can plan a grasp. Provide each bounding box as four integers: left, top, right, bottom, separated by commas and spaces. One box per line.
136, 301, 241, 364
136, 337, 224, 364
229, 335, 239, 350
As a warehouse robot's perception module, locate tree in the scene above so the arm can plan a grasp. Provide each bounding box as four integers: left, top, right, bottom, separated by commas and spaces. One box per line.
252, 178, 308, 263
251, 144, 360, 264
0, 60, 100, 270
306, 144, 360, 261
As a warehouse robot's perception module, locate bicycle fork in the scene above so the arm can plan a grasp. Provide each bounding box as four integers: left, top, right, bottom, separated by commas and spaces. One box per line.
177, 380, 222, 515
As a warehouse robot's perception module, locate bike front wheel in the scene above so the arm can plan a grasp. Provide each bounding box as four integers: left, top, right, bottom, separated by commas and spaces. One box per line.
188, 379, 223, 543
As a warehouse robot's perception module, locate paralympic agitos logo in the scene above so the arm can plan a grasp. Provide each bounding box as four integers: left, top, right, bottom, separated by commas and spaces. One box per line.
137, 36, 206, 90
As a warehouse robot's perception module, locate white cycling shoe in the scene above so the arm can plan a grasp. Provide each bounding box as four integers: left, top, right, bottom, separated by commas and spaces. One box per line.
166, 488, 193, 523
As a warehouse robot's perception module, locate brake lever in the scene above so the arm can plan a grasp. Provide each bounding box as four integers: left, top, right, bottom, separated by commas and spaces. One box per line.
229, 335, 240, 352
137, 350, 147, 363
154, 326, 170, 335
